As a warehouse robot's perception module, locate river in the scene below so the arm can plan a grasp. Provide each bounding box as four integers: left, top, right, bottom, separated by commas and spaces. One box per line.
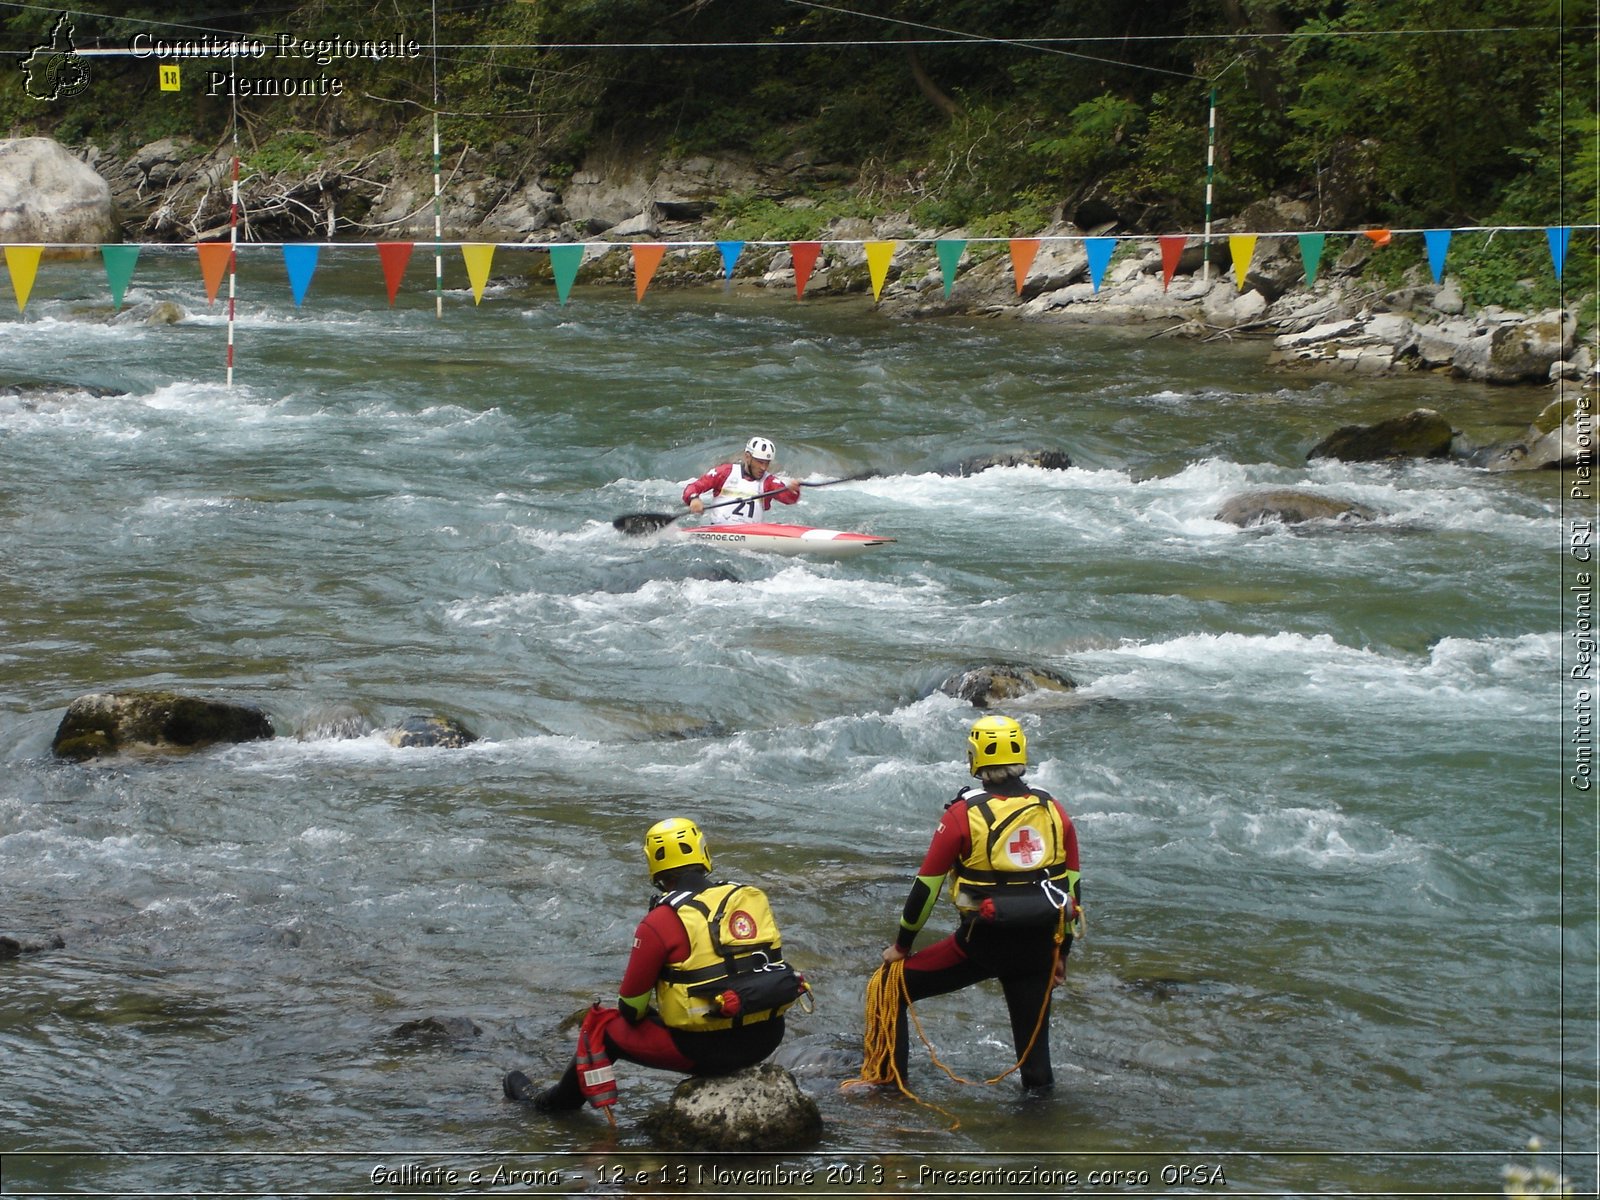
0, 251, 1591, 1197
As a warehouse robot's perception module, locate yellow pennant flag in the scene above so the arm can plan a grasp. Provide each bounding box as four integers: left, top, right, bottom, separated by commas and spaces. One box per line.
5, 245, 43, 313
1228, 235, 1257, 292
864, 240, 896, 301
461, 243, 495, 305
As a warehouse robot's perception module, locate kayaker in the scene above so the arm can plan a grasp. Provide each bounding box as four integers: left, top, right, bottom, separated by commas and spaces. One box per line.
504, 817, 803, 1113
876, 715, 1082, 1092
682, 436, 801, 525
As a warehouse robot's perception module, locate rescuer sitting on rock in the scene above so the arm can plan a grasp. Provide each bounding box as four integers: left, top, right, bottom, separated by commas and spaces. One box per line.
504, 817, 806, 1114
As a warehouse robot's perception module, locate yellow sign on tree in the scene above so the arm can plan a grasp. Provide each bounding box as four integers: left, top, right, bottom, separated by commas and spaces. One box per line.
159, 64, 180, 91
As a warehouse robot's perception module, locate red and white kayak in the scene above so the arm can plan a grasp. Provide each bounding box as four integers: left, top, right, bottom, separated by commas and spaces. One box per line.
676, 522, 894, 558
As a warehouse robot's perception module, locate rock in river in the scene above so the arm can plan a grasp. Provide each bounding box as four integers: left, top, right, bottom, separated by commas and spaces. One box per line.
51, 691, 274, 761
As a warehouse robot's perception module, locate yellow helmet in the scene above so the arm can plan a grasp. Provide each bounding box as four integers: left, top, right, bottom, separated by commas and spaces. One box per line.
967, 714, 1027, 775
643, 817, 711, 877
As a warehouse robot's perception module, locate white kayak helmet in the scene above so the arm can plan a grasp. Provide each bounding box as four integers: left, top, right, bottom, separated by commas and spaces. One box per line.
745, 436, 776, 461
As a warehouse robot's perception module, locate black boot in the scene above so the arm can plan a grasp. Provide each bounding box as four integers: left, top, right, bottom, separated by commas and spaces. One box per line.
505, 1063, 584, 1111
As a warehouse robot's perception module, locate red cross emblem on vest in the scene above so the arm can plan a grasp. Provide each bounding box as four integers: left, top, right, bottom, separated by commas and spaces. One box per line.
1009, 827, 1044, 866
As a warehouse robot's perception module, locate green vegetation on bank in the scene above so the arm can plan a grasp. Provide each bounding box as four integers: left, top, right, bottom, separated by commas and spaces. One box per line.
2, 1, 1594, 323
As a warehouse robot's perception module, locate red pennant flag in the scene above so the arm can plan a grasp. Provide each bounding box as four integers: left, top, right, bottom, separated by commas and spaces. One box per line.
1363, 228, 1392, 247
1159, 235, 1187, 291
195, 241, 233, 305
631, 243, 666, 301
376, 242, 414, 305
1008, 238, 1040, 294
790, 241, 822, 299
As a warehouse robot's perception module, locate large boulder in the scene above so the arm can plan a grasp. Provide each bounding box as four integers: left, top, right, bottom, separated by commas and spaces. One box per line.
1307, 408, 1456, 462
643, 1064, 821, 1151
0, 137, 117, 247
1215, 489, 1381, 527
51, 691, 274, 761
1450, 309, 1578, 383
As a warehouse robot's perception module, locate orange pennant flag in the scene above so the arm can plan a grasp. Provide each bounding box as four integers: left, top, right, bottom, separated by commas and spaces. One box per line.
4, 245, 43, 313
1008, 238, 1040, 294
195, 241, 233, 305
790, 242, 822, 299
631, 243, 666, 301
376, 242, 414, 305
461, 243, 495, 304
1158, 235, 1187, 291
1363, 228, 1392, 247
864, 240, 896, 302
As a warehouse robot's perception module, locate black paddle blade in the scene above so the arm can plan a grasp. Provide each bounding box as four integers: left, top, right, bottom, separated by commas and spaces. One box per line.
613, 511, 680, 535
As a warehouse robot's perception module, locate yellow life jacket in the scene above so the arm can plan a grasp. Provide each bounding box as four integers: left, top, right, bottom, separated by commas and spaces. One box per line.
951, 790, 1073, 912
655, 882, 794, 1032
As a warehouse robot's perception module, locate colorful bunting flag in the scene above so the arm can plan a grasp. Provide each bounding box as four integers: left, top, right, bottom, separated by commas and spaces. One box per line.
1008, 238, 1040, 295
1297, 234, 1326, 287
1228, 235, 1257, 292
549, 244, 583, 305
1548, 226, 1571, 279
461, 243, 495, 305
791, 242, 822, 299
283, 244, 320, 307
376, 242, 414, 305
4, 245, 42, 313
935, 239, 966, 297
864, 240, 896, 302
631, 243, 666, 301
100, 244, 140, 311
1423, 230, 1452, 284
1363, 228, 1392, 247
195, 241, 233, 304
1158, 235, 1186, 291
1085, 237, 1116, 293
716, 240, 744, 281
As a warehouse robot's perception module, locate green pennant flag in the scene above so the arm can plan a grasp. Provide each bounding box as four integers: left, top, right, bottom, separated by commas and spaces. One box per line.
549, 244, 583, 305
100, 244, 140, 311
935, 239, 966, 297
1297, 233, 1327, 287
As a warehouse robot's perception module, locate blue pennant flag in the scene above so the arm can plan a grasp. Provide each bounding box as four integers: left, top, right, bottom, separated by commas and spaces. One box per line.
1085, 237, 1117, 293
716, 240, 745, 281
1547, 227, 1571, 280
283, 244, 320, 307
1423, 230, 1452, 284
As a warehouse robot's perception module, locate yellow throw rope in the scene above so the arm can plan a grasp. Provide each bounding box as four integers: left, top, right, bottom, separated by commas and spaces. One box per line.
841, 908, 1073, 1127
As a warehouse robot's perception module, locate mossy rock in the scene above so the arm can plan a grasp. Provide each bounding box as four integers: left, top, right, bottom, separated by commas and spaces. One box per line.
1307, 408, 1455, 462
52, 691, 274, 761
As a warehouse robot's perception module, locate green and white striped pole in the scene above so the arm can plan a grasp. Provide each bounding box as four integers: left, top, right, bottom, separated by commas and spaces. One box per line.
1203, 86, 1217, 283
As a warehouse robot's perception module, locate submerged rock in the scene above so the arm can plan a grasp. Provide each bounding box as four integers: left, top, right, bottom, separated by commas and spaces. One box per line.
51, 691, 274, 761
940, 448, 1074, 476
1214, 489, 1380, 527
383, 714, 479, 749
936, 663, 1077, 707
1306, 408, 1455, 462
389, 1016, 482, 1043
643, 1063, 821, 1151
0, 934, 65, 961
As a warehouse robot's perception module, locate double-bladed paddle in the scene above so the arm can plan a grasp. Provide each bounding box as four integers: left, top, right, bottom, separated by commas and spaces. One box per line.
612, 471, 877, 535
